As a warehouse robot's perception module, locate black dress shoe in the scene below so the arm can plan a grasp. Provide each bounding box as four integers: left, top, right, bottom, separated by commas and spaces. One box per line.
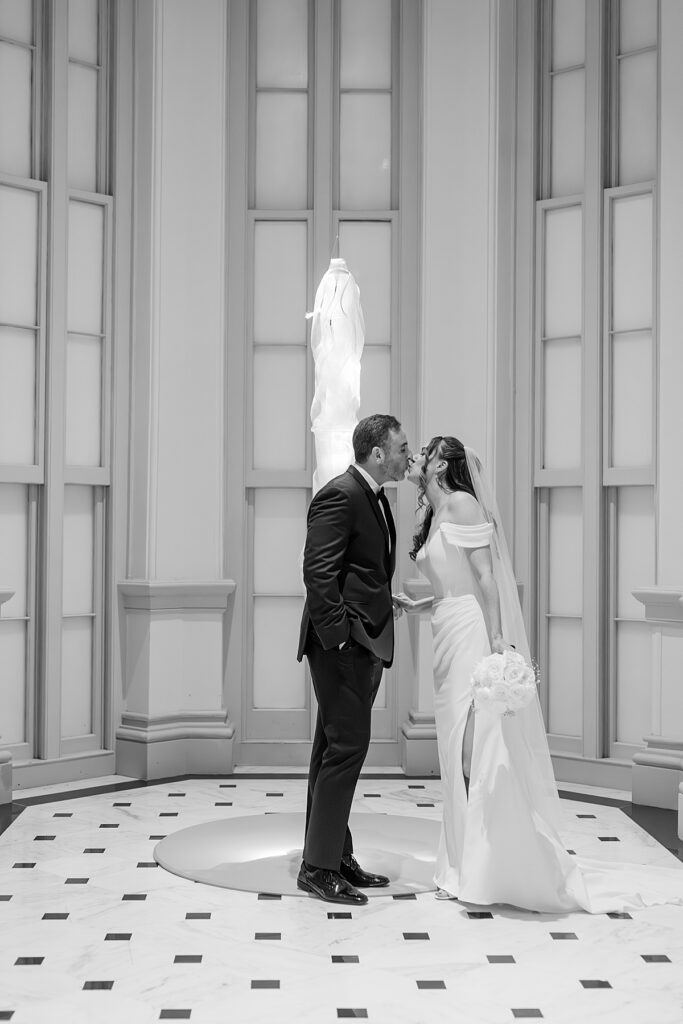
340, 853, 390, 888
297, 862, 368, 905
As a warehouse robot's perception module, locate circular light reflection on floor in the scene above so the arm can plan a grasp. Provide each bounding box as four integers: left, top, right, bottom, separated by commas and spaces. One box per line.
154, 812, 440, 897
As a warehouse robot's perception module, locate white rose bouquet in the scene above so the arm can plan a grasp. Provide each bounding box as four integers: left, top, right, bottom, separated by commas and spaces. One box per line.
471, 649, 538, 717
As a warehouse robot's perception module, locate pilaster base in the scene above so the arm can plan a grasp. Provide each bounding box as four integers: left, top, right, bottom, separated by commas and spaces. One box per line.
116, 711, 235, 780
632, 736, 683, 809
0, 750, 12, 806
401, 711, 439, 776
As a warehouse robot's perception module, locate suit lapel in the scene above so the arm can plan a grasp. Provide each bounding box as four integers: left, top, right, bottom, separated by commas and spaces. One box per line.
347, 466, 392, 565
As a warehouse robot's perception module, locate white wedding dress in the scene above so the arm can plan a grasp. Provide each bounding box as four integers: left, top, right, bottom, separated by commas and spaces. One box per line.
417, 519, 683, 913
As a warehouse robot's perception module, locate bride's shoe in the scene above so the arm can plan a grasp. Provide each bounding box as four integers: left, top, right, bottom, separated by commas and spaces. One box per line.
434, 887, 456, 900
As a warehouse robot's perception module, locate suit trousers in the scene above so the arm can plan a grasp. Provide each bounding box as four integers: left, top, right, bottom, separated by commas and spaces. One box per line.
303, 629, 384, 870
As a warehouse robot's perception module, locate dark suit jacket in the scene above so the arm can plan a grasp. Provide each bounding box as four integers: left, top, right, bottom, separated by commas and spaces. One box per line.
297, 466, 397, 666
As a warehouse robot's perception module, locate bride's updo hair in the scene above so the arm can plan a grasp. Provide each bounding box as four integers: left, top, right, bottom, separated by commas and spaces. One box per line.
409, 436, 477, 560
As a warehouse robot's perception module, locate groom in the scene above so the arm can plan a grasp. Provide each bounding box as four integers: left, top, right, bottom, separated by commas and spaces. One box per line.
297, 414, 412, 905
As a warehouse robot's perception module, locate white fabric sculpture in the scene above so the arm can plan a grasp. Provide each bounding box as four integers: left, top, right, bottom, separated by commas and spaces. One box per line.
307, 257, 365, 494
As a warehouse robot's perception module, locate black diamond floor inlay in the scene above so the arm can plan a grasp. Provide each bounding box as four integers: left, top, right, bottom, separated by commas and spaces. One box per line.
551, 932, 577, 940
403, 932, 430, 940
186, 912, 211, 920
43, 913, 69, 920
337, 1011, 368, 1019
641, 954, 671, 963
392, 892, 417, 900
251, 980, 280, 989
332, 955, 359, 963
607, 911, 631, 919
105, 933, 132, 941
512, 1012, 543, 1020
159, 1012, 191, 1020
255, 932, 281, 940
257, 893, 281, 900
15, 957, 44, 965
598, 836, 619, 842
468, 911, 493, 919
123, 893, 147, 901
83, 981, 114, 990
487, 955, 515, 963
84, 847, 105, 853
174, 955, 202, 963
580, 979, 612, 988
416, 980, 446, 989
65, 877, 88, 884
328, 911, 353, 919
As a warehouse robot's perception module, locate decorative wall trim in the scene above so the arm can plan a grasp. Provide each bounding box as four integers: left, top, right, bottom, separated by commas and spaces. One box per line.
633, 587, 683, 622
118, 709, 235, 743
118, 579, 236, 610
12, 750, 116, 791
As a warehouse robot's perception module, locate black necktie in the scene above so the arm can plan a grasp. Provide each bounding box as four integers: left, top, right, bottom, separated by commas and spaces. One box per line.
376, 488, 392, 551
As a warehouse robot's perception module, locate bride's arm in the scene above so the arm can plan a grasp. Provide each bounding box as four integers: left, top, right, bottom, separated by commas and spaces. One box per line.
466, 547, 508, 653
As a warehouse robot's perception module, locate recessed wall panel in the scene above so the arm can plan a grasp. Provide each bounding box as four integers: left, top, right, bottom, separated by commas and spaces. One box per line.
254, 489, 307, 594
358, 346, 391, 421
543, 205, 582, 338
62, 485, 94, 616
548, 617, 583, 736
552, 0, 585, 69
542, 338, 582, 470
0, 0, 33, 42
616, 487, 655, 619
68, 0, 99, 63
255, 93, 308, 210
253, 222, 307, 344
340, 93, 391, 210
68, 62, 98, 192
0, 185, 38, 326
0, 619, 27, 744
612, 193, 652, 332
65, 335, 102, 466
615, 621, 651, 745
60, 617, 93, 737
253, 348, 307, 470
548, 487, 583, 616
611, 331, 652, 469
253, 596, 306, 708
0, 327, 36, 465
0, 483, 28, 617
551, 70, 585, 197
337, 221, 391, 344
256, 0, 308, 88
67, 200, 104, 335
340, 0, 391, 89
0, 42, 32, 177
619, 0, 658, 51
619, 53, 657, 186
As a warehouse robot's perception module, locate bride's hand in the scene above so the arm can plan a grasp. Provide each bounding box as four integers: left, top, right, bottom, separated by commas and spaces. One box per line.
491, 635, 515, 655
392, 592, 413, 611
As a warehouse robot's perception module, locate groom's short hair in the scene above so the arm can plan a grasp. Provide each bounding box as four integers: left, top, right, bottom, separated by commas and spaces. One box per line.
353, 414, 402, 463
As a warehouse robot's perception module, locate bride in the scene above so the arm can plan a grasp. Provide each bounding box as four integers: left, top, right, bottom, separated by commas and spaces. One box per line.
393, 435, 683, 913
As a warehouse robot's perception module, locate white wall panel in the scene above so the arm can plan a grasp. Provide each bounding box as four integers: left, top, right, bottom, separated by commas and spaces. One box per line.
616, 487, 655, 619
612, 193, 652, 332
0, 619, 27, 743
0, 0, 32, 41
340, 0, 391, 89
552, 0, 585, 69
68, 63, 98, 192
253, 348, 307, 470
0, 185, 38, 326
68, 0, 98, 62
0, 42, 32, 177
615, 621, 650, 745
338, 221, 391, 344
611, 331, 652, 468
542, 339, 581, 470
253, 596, 306, 708
620, 0, 658, 51
340, 93, 391, 210
543, 205, 582, 338
65, 335, 102, 466
62, 485, 94, 615
548, 487, 582, 615
0, 328, 36, 464
619, 53, 657, 186
60, 617, 93, 737
256, 0, 308, 88
253, 489, 307, 594
548, 617, 583, 736
67, 200, 104, 334
253, 222, 307, 343
359, 345, 391, 420
0, 483, 28, 616
255, 93, 308, 209
551, 71, 585, 197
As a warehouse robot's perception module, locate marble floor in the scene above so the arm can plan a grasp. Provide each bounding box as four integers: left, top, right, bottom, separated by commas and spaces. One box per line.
1, 775, 682, 1023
